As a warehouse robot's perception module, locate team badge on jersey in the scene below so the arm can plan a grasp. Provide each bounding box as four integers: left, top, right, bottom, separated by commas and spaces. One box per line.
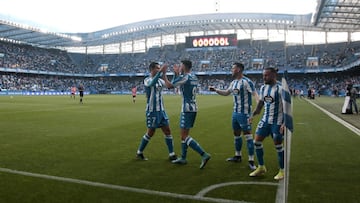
156, 83, 162, 91
233, 88, 240, 95
264, 95, 274, 103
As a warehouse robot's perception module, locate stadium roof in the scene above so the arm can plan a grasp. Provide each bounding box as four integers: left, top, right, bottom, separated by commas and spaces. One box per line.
0, 0, 359, 48
313, 0, 360, 30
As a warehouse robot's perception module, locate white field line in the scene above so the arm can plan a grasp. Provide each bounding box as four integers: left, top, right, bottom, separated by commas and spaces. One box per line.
0, 167, 258, 203
196, 181, 279, 197
275, 129, 292, 203
276, 179, 285, 203
275, 98, 360, 203
307, 99, 360, 136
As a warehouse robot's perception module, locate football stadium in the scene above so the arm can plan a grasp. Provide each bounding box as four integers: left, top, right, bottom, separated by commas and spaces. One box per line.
0, 0, 360, 202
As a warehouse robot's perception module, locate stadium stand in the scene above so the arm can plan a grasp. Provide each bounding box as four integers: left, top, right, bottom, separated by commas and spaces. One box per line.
0, 39, 360, 96
1, 0, 360, 96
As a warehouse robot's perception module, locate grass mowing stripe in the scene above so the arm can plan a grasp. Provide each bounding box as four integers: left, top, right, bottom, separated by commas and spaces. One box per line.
1, 106, 87, 115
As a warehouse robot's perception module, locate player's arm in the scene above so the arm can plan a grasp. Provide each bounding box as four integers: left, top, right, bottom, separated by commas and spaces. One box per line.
161, 64, 174, 89
163, 76, 173, 89
145, 65, 165, 87
280, 123, 285, 134
162, 64, 185, 89
252, 100, 264, 117
209, 86, 231, 96
252, 90, 260, 104
209, 80, 233, 96
248, 100, 263, 124
246, 80, 260, 104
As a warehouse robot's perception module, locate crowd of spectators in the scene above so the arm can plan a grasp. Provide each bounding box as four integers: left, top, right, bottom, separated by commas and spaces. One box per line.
69, 40, 360, 74
1, 72, 359, 98
0, 39, 360, 96
1, 40, 360, 74
0, 41, 80, 73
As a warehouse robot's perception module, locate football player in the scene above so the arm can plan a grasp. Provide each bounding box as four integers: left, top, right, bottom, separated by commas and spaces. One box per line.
249, 67, 286, 180
136, 62, 177, 161
209, 62, 259, 170
162, 60, 211, 169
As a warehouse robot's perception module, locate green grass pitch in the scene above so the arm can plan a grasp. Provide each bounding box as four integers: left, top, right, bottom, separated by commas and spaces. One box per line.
0, 94, 359, 203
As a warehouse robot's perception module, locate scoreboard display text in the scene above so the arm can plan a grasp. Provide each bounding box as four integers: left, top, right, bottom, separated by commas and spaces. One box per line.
185, 34, 237, 48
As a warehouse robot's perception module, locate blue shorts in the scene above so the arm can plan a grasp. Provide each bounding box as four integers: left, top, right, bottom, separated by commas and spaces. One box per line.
232, 112, 251, 132
255, 120, 283, 142
180, 112, 197, 129
146, 111, 169, 129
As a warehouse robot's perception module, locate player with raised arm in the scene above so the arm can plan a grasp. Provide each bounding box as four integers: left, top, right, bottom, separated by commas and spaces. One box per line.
209, 62, 259, 170
162, 60, 211, 169
249, 67, 286, 180
136, 62, 177, 161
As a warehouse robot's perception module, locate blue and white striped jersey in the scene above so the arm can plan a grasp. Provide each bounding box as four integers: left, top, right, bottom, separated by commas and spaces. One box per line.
144, 72, 166, 112
227, 76, 255, 114
171, 73, 198, 112
259, 82, 284, 125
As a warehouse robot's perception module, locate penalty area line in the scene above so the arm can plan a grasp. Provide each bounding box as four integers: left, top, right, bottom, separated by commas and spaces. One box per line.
0, 167, 248, 203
